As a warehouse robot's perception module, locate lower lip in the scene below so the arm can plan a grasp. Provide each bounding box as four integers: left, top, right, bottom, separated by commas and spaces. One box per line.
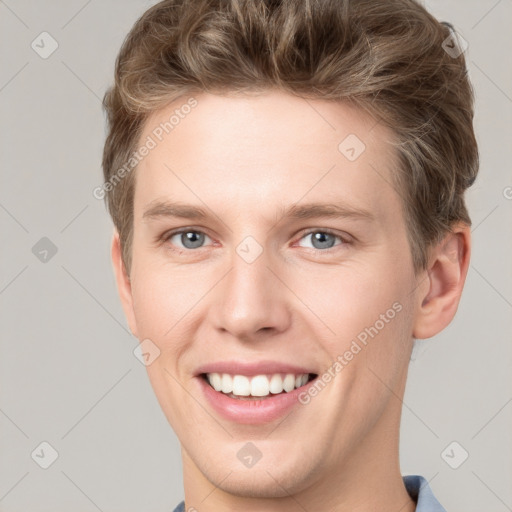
197, 376, 315, 424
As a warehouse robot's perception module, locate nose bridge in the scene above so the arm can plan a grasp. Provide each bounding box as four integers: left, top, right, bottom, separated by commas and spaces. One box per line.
212, 236, 290, 338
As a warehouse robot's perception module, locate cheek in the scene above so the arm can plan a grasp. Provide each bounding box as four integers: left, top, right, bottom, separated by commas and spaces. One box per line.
131, 278, 170, 338
295, 264, 406, 339
130, 260, 204, 340
294, 261, 413, 391
128, 265, 201, 429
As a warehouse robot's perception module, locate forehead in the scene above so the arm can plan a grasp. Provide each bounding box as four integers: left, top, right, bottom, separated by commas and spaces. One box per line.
133, 91, 401, 226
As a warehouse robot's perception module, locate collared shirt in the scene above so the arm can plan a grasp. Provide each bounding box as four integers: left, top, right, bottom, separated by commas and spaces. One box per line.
172, 474, 446, 512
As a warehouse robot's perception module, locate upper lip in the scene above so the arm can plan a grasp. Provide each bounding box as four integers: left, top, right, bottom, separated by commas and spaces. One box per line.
195, 360, 317, 377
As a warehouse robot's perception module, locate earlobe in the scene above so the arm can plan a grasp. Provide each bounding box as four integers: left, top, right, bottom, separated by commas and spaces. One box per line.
111, 230, 139, 339
413, 224, 471, 340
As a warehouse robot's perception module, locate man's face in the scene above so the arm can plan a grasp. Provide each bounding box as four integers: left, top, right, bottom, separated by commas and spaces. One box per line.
121, 91, 422, 497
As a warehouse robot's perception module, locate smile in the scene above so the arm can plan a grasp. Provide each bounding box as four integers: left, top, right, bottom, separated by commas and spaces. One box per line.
203, 372, 316, 399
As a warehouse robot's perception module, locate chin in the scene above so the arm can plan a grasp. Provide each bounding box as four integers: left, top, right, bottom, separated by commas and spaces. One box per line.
197, 451, 319, 499
209, 470, 302, 499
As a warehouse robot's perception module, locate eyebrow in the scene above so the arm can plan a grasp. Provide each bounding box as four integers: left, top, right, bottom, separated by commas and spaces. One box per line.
142, 200, 375, 223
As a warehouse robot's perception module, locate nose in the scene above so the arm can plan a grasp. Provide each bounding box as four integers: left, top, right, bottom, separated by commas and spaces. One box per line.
210, 244, 292, 341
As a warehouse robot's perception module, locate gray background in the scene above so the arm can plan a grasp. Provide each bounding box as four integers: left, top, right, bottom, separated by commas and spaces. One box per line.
1, 1, 511, 510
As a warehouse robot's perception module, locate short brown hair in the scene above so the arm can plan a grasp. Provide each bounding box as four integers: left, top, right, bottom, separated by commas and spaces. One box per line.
101, 0, 478, 274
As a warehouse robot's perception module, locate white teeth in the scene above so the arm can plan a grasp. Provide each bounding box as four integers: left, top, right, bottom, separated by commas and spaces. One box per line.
250, 375, 269, 396
206, 372, 311, 397
210, 372, 222, 391
232, 375, 251, 396
283, 374, 295, 392
269, 374, 284, 394
221, 373, 233, 394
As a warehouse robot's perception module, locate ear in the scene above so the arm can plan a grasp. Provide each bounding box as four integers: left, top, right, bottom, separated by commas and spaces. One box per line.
111, 229, 139, 339
413, 223, 471, 339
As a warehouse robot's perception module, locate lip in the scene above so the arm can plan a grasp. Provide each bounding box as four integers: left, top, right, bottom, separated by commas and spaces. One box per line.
194, 361, 318, 424
194, 360, 315, 377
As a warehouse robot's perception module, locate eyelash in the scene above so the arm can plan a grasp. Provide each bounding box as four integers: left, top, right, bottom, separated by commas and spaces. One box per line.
160, 227, 350, 253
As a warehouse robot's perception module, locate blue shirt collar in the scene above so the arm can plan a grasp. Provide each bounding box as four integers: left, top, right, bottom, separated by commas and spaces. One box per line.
403, 474, 447, 511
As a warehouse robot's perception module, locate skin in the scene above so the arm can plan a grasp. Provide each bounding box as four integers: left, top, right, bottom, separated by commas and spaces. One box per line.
112, 90, 471, 511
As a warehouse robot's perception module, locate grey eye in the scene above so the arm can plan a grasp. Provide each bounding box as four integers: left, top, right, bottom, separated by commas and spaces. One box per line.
299, 231, 341, 250
170, 231, 210, 249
